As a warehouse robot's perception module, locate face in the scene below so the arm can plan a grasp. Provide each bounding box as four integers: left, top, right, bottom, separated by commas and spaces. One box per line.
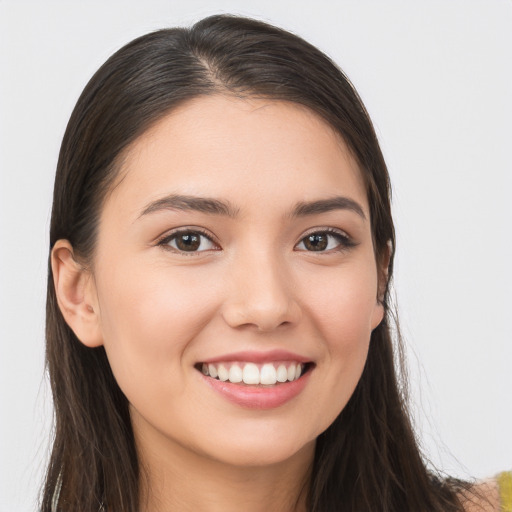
87, 95, 384, 468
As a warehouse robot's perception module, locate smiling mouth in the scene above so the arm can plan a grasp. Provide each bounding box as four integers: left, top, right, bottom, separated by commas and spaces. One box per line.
195, 361, 314, 386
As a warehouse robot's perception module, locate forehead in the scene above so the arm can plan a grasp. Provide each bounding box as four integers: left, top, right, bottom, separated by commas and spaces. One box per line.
106, 95, 369, 219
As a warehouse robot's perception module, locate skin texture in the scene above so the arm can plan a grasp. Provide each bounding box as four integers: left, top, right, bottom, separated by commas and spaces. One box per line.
52, 95, 385, 511
461, 481, 501, 512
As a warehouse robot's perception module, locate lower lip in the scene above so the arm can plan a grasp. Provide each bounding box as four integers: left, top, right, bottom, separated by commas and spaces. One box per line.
201, 370, 312, 409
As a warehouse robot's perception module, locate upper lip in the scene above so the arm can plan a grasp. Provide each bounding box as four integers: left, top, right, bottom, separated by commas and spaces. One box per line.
200, 349, 311, 364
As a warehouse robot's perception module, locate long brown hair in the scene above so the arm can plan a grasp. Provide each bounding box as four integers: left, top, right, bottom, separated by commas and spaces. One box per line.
43, 14, 467, 511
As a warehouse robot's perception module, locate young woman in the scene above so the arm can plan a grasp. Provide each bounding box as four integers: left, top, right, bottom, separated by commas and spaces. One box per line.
42, 14, 510, 512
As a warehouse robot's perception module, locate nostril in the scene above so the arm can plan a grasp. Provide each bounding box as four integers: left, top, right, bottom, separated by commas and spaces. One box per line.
220, 274, 302, 331
222, 303, 301, 332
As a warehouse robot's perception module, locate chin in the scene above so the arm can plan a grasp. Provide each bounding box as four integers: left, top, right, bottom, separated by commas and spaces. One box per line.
196, 424, 317, 468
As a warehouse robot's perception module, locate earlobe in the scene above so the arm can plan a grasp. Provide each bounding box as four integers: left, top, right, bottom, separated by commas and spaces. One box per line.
371, 302, 385, 330
51, 240, 103, 347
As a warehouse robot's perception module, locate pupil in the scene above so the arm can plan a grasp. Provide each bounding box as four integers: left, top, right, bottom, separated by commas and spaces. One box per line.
177, 233, 200, 251
306, 233, 327, 251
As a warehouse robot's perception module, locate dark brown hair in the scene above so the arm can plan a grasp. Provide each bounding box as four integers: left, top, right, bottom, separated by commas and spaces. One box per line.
43, 14, 467, 512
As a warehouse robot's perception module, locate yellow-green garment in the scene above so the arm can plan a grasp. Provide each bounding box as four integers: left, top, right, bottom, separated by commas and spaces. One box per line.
498, 471, 512, 512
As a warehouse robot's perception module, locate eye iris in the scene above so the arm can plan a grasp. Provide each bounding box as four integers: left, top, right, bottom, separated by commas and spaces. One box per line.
176, 233, 201, 251
304, 233, 328, 251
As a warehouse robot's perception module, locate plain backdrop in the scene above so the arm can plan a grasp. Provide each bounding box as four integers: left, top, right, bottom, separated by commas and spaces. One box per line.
1, 1, 511, 510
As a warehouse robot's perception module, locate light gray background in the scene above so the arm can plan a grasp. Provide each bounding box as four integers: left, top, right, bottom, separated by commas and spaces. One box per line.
1, 1, 511, 510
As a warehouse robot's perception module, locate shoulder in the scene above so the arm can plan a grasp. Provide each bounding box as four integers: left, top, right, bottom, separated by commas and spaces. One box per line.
459, 471, 512, 512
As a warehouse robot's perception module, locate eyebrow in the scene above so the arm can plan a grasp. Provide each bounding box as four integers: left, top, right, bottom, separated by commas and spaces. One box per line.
138, 194, 366, 220
139, 194, 239, 218
291, 196, 366, 220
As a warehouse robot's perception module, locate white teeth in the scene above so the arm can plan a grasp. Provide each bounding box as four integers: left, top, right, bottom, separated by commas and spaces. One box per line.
218, 364, 229, 381
276, 364, 288, 383
229, 364, 243, 383
201, 361, 307, 385
260, 363, 277, 385
287, 364, 296, 382
243, 363, 260, 385
208, 364, 218, 379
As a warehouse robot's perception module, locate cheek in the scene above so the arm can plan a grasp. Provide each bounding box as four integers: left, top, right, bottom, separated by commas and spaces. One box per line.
297, 259, 378, 423
302, 260, 379, 350
93, 259, 221, 394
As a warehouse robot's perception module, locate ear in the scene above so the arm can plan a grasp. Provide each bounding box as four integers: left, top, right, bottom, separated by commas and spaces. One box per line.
377, 240, 392, 304
371, 240, 392, 330
371, 300, 385, 330
51, 239, 103, 347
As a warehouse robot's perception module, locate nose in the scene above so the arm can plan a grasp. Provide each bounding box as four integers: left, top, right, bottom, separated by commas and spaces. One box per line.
221, 250, 302, 332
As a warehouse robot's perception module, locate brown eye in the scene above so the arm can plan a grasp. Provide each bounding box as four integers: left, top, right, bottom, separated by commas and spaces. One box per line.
303, 233, 328, 251
295, 230, 353, 252
162, 230, 217, 253
175, 233, 201, 251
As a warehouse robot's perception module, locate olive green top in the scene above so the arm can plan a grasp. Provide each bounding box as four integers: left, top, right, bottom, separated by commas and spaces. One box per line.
497, 471, 512, 512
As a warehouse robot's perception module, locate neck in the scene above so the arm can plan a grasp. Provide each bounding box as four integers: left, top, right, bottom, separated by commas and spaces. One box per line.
136, 432, 314, 512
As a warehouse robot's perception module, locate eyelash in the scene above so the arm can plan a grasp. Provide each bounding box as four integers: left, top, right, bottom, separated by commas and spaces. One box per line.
156, 228, 220, 255
156, 227, 356, 255
294, 228, 356, 253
